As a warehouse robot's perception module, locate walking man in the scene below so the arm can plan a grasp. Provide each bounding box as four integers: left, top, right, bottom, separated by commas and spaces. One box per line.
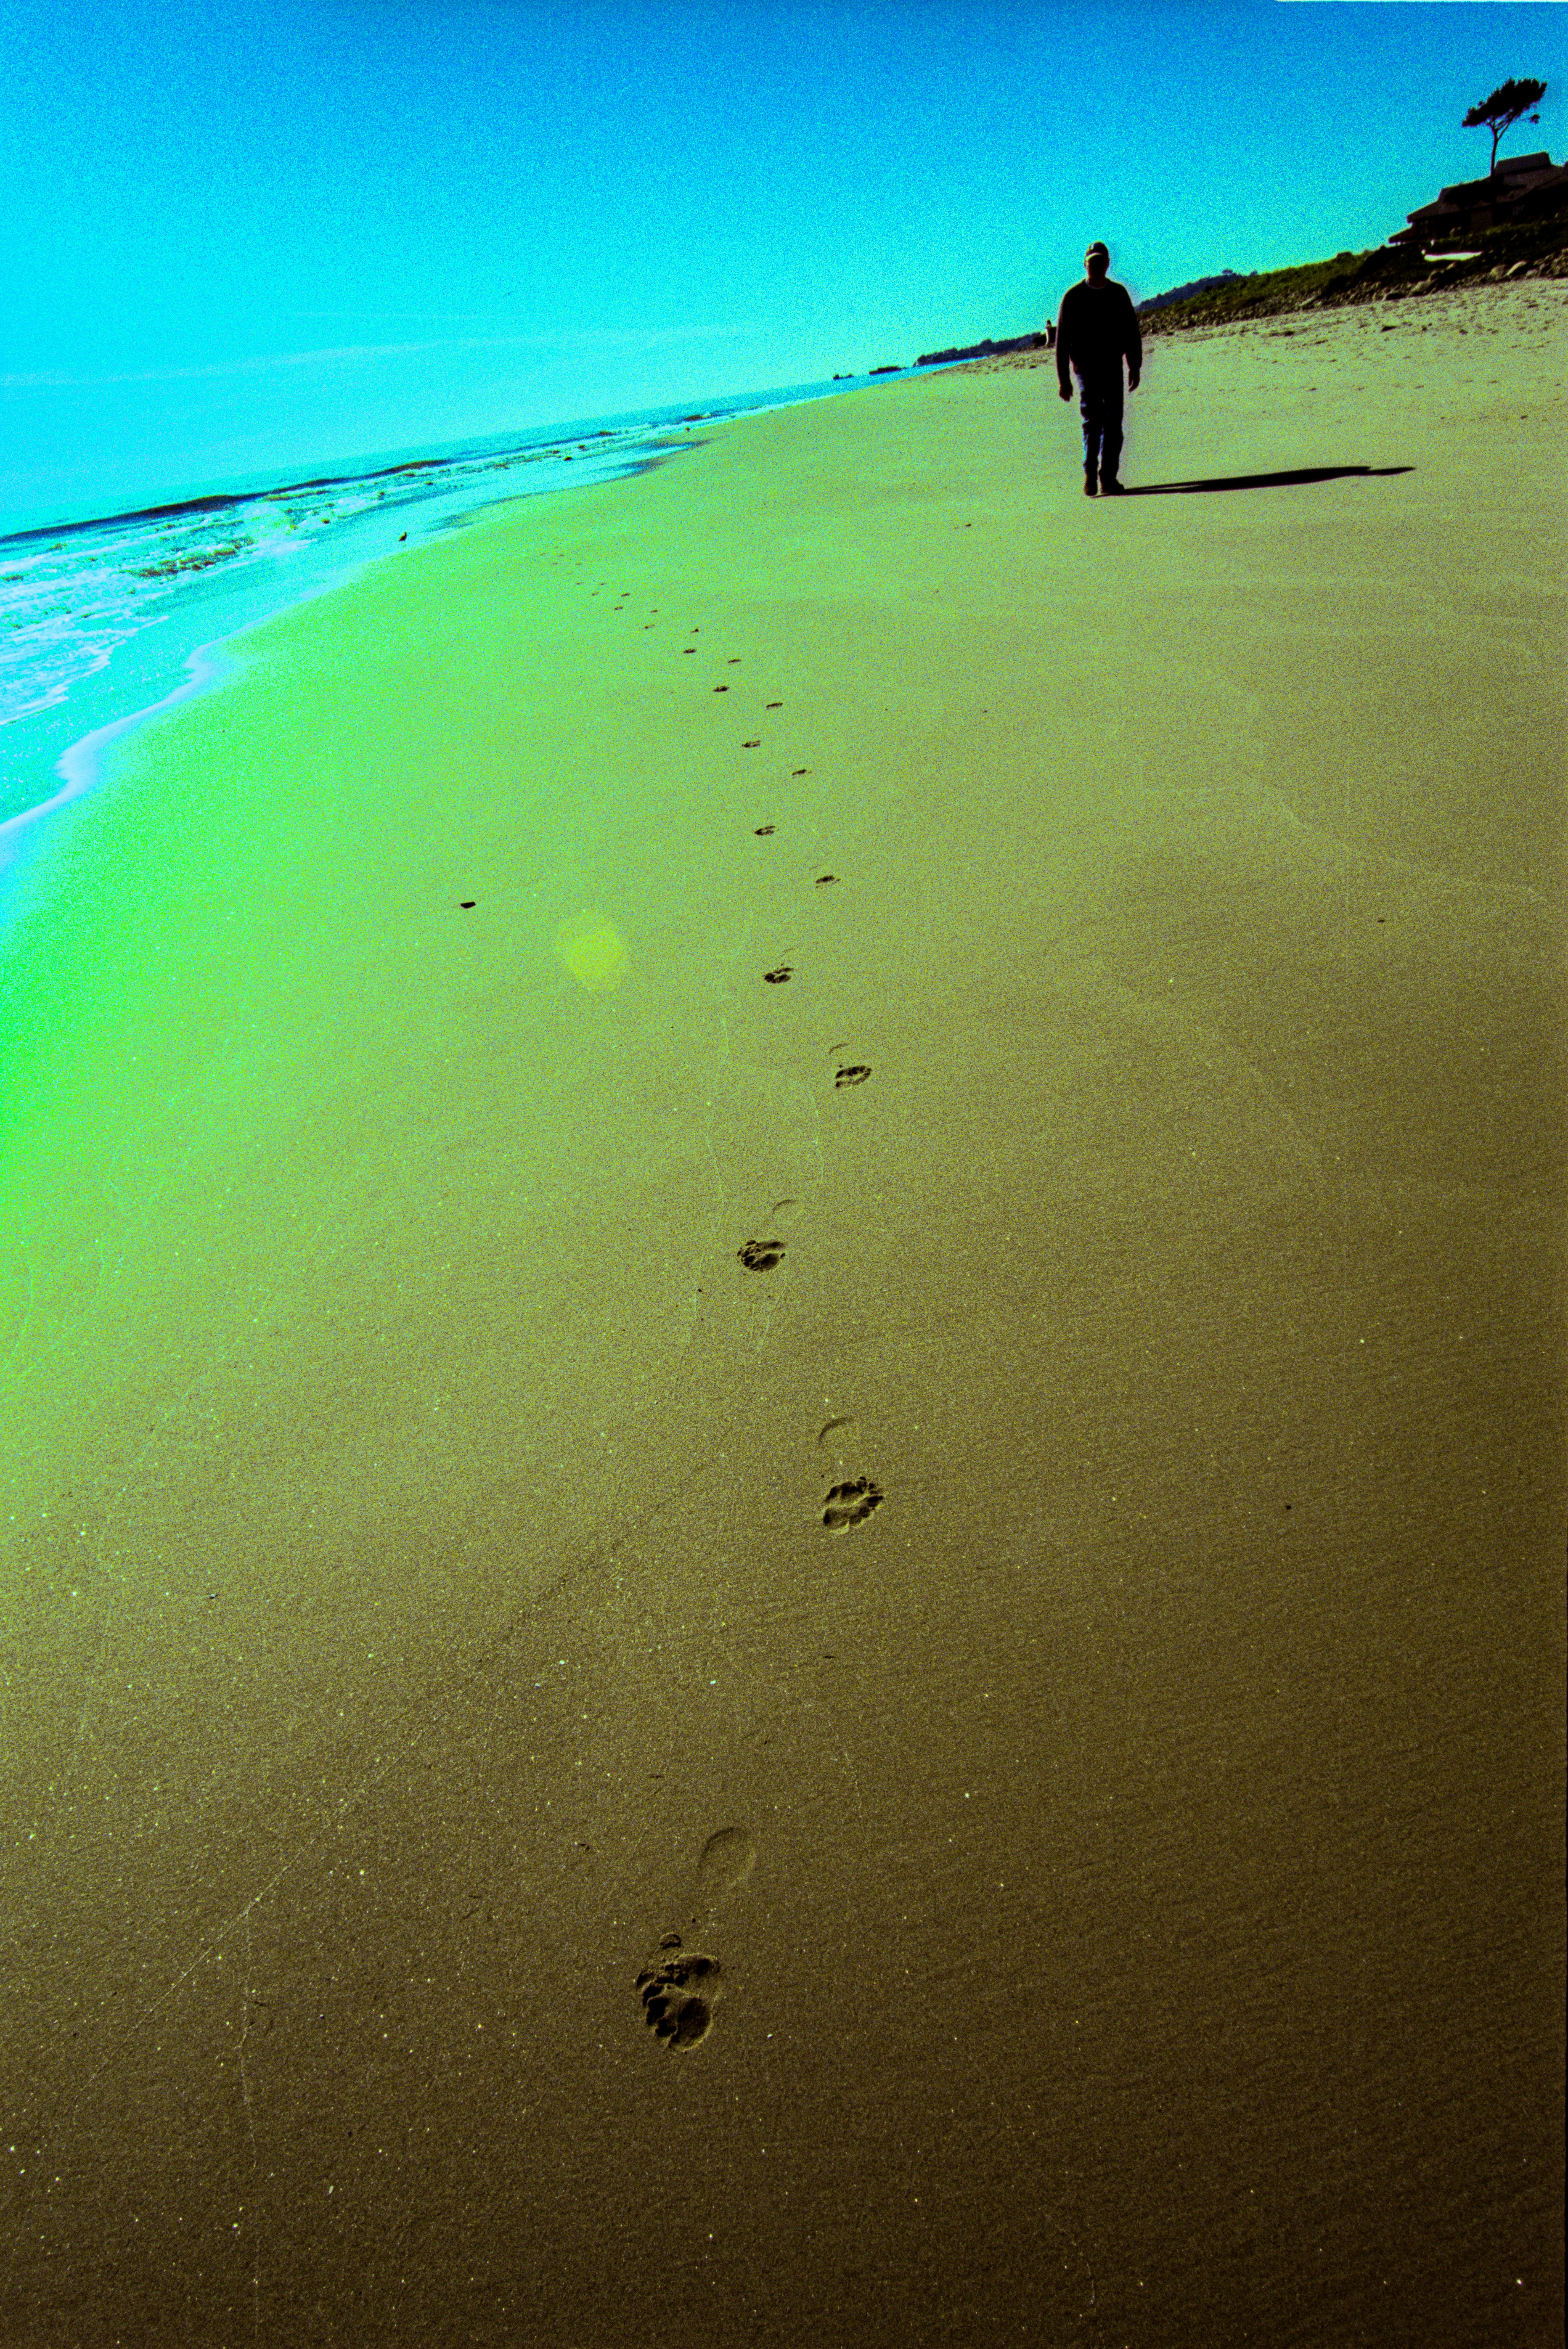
1056, 243, 1142, 496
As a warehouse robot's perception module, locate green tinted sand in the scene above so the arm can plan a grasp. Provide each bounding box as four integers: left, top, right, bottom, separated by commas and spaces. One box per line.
2, 286, 1563, 2342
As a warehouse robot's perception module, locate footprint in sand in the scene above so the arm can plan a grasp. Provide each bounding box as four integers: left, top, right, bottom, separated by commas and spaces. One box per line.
635, 1827, 757, 2052
737, 1237, 786, 1271
763, 964, 792, 984
634, 1944, 720, 2049
834, 1064, 871, 1088
755, 824, 776, 836
823, 1477, 884, 1533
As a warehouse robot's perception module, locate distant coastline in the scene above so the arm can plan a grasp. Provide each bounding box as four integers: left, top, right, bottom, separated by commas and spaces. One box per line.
915, 331, 1052, 368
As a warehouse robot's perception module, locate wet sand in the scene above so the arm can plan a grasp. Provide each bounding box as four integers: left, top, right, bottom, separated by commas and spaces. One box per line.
2, 283, 1564, 2346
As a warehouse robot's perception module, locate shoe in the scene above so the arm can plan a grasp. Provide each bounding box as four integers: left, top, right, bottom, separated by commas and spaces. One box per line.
1083, 473, 1097, 497
1099, 477, 1126, 496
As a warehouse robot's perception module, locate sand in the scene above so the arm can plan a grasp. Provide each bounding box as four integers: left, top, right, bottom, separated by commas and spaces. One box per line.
2, 283, 1563, 2346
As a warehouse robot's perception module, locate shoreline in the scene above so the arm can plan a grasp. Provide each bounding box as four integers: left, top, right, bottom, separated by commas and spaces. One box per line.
0, 641, 239, 902
0, 369, 916, 852
2, 295, 1563, 2345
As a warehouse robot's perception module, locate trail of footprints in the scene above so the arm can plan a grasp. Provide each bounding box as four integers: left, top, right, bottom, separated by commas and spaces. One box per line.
477, 575, 888, 1550
689, 627, 884, 1536
552, 573, 886, 2050
661, 601, 887, 1539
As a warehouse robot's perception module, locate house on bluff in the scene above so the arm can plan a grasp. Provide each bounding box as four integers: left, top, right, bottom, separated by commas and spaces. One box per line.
1388, 151, 1568, 253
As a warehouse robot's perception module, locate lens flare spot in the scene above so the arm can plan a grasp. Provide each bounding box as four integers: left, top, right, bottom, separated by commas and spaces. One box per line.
554, 912, 628, 991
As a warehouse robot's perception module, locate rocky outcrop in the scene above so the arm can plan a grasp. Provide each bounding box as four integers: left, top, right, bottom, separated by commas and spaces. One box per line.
1388, 151, 1568, 251
1139, 171, 1568, 336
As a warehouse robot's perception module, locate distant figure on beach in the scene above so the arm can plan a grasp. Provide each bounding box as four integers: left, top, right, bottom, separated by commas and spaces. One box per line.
1056, 243, 1142, 497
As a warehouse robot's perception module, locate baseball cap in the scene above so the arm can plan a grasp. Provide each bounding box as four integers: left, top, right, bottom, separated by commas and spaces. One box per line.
1086, 241, 1110, 260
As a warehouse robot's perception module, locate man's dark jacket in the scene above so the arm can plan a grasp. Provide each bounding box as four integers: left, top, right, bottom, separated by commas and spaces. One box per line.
1055, 279, 1142, 391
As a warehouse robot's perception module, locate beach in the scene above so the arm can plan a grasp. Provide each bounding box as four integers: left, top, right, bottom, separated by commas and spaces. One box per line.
2, 282, 1563, 2346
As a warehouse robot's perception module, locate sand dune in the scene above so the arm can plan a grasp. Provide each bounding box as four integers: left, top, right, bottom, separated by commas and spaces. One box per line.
1, 283, 1563, 2346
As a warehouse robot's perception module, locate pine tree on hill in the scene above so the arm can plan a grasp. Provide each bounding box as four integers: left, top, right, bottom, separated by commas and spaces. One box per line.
1462, 78, 1547, 177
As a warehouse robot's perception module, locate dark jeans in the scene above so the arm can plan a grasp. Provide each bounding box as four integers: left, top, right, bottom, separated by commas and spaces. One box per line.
1077, 370, 1124, 481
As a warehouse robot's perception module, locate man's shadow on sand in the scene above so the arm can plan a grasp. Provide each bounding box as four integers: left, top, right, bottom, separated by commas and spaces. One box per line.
1123, 464, 1413, 495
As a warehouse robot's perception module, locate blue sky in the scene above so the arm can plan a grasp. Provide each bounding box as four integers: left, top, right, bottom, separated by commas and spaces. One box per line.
1, 0, 1561, 526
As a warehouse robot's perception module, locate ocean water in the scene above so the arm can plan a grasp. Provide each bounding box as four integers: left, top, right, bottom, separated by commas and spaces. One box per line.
0, 370, 903, 849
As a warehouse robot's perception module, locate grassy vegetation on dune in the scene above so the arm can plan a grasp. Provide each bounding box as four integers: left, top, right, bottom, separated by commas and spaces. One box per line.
1142, 253, 1367, 333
